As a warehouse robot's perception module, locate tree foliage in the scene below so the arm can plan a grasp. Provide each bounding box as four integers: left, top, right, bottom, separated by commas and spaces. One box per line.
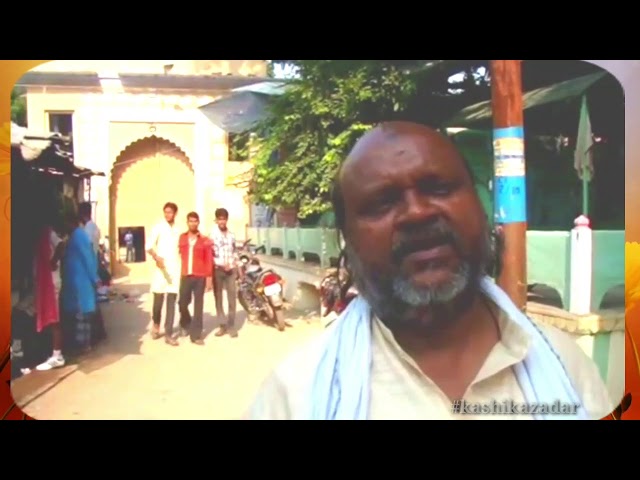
247, 60, 490, 218
11, 87, 27, 126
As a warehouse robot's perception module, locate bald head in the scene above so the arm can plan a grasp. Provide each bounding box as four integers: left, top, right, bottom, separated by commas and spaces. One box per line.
339, 122, 473, 188
332, 121, 491, 329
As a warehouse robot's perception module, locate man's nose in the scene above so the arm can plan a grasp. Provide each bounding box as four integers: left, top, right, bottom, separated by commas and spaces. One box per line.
396, 190, 440, 226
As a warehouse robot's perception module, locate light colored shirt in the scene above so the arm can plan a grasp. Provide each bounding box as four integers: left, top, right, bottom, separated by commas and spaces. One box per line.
124, 233, 133, 246
50, 230, 62, 293
187, 236, 197, 275
146, 221, 181, 294
83, 220, 100, 254
210, 226, 238, 269
246, 298, 614, 420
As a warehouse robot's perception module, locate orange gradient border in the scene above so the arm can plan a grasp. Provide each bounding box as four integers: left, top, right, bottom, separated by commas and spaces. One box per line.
0, 60, 635, 420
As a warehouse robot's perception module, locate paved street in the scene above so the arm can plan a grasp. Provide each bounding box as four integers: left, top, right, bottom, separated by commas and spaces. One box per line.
12, 282, 323, 420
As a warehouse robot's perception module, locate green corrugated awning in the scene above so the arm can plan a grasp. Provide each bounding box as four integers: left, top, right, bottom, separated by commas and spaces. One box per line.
199, 91, 274, 134
232, 81, 288, 95
445, 71, 608, 128
199, 82, 288, 134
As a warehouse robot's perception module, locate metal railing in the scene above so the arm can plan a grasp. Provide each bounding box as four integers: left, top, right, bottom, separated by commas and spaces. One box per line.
246, 226, 624, 312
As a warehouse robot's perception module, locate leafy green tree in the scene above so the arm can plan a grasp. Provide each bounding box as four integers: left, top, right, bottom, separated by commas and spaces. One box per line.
247, 60, 489, 219
244, 60, 616, 227
11, 87, 27, 126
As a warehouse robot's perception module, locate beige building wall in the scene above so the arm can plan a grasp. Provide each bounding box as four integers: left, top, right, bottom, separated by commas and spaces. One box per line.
25, 72, 261, 276
30, 60, 268, 77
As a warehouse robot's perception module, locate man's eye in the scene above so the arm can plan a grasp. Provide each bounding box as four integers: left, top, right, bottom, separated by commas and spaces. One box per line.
419, 180, 455, 196
433, 184, 453, 195
363, 196, 395, 216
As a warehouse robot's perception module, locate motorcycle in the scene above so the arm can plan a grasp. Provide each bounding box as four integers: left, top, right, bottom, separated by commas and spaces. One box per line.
237, 238, 266, 265
319, 267, 358, 319
237, 255, 287, 331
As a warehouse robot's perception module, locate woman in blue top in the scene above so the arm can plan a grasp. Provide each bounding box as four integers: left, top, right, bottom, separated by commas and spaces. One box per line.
61, 211, 100, 353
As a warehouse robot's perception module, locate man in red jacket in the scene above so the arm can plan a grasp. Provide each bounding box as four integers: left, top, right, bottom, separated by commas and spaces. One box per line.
177, 212, 213, 345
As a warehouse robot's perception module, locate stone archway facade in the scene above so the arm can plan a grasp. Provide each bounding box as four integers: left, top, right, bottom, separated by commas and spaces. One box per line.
109, 135, 195, 278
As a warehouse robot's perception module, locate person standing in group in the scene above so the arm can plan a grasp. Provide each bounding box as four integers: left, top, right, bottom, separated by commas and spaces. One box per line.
177, 212, 213, 345
210, 208, 242, 338
146, 202, 181, 346
79, 202, 100, 255
78, 201, 107, 344
34, 216, 66, 371
61, 210, 101, 355
124, 229, 135, 262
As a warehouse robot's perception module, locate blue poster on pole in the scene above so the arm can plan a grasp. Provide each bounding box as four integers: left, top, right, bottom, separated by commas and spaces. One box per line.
493, 126, 527, 224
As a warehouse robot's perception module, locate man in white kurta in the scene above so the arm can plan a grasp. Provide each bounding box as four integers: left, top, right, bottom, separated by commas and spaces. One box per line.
145, 202, 181, 346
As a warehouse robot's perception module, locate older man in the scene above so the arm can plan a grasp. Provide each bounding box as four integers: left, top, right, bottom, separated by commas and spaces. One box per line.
246, 122, 613, 420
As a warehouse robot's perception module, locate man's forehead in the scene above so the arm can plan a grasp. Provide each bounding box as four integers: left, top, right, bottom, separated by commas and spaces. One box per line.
341, 122, 463, 181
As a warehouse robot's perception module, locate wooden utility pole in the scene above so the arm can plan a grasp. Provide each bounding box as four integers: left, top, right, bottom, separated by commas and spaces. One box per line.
490, 60, 527, 310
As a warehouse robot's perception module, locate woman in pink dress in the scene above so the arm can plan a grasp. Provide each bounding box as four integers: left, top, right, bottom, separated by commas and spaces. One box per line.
33, 222, 66, 371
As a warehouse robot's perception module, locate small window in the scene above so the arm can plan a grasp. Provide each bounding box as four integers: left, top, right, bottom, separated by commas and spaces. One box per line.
228, 132, 251, 162
48, 112, 73, 137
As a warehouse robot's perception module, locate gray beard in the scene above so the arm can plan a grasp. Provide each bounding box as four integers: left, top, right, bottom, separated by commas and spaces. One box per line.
391, 262, 472, 307
344, 242, 485, 330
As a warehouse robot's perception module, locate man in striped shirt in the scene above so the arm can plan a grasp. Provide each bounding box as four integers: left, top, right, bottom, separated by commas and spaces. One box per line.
210, 208, 241, 338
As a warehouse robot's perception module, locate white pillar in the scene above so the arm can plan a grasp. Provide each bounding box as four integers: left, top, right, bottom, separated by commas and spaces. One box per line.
569, 215, 593, 314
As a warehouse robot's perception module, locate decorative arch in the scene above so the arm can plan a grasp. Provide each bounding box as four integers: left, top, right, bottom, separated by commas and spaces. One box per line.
108, 135, 196, 277
110, 135, 194, 188
528, 283, 565, 309
598, 284, 624, 310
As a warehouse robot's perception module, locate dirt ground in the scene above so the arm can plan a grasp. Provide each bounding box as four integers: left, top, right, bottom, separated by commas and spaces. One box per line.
12, 282, 323, 420
12, 270, 622, 420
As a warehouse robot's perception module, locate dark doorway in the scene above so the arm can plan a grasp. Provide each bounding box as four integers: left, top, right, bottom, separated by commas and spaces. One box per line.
118, 226, 146, 263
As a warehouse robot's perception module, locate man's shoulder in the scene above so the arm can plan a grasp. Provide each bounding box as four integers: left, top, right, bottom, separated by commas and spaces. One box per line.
245, 327, 333, 419
200, 234, 213, 246
536, 321, 614, 419
273, 328, 330, 380
153, 221, 173, 233
73, 227, 91, 243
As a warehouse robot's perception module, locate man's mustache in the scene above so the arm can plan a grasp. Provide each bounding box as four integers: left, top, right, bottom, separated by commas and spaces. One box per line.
391, 219, 462, 265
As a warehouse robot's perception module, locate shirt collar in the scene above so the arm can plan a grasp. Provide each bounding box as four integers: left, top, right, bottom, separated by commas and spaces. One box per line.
372, 294, 532, 385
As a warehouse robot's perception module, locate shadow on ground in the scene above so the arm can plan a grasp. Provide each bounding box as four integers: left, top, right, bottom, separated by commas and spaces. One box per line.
75, 283, 150, 375
208, 300, 322, 339
11, 282, 150, 406
202, 311, 248, 339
